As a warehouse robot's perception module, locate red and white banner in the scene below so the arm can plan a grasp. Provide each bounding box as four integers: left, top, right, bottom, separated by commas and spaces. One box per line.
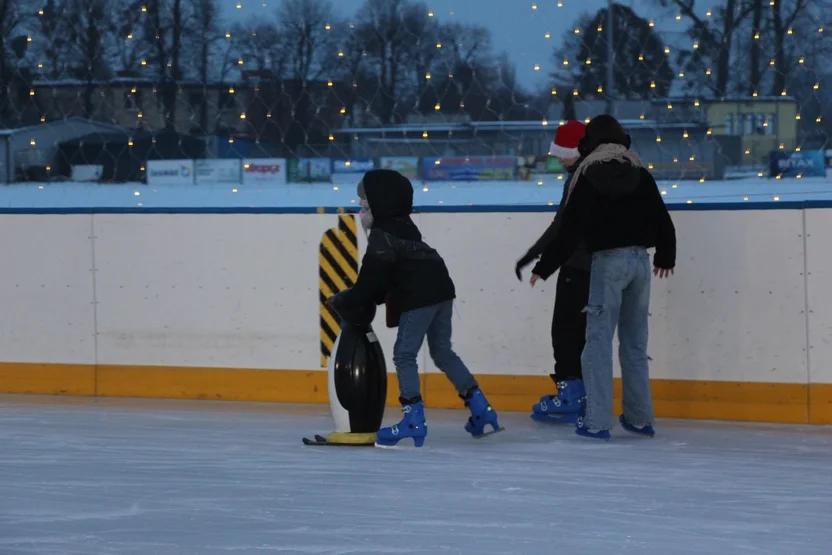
242, 158, 287, 185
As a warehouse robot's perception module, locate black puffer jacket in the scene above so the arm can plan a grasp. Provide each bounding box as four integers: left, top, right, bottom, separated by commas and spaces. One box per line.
532, 144, 676, 279
332, 169, 455, 317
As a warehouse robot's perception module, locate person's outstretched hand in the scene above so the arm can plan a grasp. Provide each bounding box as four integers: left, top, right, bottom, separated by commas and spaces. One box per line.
530, 274, 541, 288
653, 267, 674, 279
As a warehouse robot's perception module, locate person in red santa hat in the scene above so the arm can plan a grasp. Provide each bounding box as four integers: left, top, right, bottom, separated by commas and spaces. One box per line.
514, 119, 591, 424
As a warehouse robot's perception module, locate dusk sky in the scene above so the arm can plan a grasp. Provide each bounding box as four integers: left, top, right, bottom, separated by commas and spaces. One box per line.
228, 0, 727, 88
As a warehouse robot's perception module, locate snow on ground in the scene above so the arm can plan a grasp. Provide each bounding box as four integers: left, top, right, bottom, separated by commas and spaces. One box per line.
0, 175, 830, 209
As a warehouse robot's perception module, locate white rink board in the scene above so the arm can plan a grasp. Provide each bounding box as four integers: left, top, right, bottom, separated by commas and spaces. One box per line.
804, 210, 832, 386
93, 214, 330, 369
419, 210, 809, 384
644, 210, 808, 384
0, 216, 95, 364
1, 208, 831, 387
419, 212, 562, 376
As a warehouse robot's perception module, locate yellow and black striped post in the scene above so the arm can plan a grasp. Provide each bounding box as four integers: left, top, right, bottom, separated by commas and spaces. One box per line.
319, 214, 359, 367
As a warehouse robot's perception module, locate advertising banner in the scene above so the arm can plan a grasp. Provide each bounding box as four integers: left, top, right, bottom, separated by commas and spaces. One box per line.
71, 165, 103, 182
422, 156, 516, 181
242, 158, 287, 185
331, 158, 375, 175
194, 159, 241, 184
146, 159, 194, 185
769, 150, 826, 178
289, 158, 331, 182
380, 157, 419, 179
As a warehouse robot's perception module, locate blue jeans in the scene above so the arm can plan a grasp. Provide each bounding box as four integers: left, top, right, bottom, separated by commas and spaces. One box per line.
393, 300, 478, 400
581, 247, 654, 431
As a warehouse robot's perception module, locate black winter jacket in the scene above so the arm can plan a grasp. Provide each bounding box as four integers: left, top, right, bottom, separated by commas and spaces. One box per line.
519, 163, 592, 273
532, 146, 676, 279
332, 169, 455, 316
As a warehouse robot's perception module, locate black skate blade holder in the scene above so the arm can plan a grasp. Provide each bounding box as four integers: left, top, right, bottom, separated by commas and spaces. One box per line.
302, 432, 377, 446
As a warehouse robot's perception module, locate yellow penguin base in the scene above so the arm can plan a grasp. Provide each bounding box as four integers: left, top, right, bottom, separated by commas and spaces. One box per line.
302, 431, 378, 446
326, 431, 377, 445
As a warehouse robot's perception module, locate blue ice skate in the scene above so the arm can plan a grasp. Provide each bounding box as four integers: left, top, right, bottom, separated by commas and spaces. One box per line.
575, 410, 611, 440
530, 379, 586, 424
375, 401, 427, 449
619, 414, 655, 438
462, 387, 504, 438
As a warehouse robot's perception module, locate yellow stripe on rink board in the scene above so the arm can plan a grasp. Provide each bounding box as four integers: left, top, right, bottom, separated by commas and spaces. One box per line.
0, 363, 96, 396
1, 362, 830, 425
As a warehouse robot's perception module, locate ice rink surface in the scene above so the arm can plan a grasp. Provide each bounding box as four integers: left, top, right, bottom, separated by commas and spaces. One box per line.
2, 395, 831, 555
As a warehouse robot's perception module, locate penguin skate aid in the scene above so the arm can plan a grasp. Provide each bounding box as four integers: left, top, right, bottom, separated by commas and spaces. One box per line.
330, 169, 504, 448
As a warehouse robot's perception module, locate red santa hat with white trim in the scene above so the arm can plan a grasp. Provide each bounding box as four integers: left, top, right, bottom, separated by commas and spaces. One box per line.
548, 120, 586, 158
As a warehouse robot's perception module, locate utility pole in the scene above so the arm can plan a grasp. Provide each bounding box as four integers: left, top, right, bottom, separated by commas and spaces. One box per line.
606, 0, 615, 115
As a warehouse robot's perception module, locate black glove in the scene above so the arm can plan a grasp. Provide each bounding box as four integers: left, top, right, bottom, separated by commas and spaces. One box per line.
515, 253, 535, 281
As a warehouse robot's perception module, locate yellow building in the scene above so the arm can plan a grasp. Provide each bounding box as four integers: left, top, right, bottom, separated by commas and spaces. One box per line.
706, 97, 798, 160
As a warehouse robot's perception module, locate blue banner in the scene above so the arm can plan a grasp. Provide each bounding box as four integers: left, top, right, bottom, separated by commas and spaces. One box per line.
331, 158, 375, 174
422, 156, 516, 182
769, 150, 826, 178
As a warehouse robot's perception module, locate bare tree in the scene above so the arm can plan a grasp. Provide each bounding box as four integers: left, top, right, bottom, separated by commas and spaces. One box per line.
329, 20, 375, 125
770, 0, 813, 96
232, 17, 287, 73
109, 1, 152, 75
34, 0, 73, 80
397, 2, 440, 112
63, 0, 113, 117
0, 0, 30, 122
140, 0, 186, 129
748, 0, 763, 94
184, 0, 235, 133
276, 0, 335, 80
658, 0, 755, 96
352, 0, 417, 124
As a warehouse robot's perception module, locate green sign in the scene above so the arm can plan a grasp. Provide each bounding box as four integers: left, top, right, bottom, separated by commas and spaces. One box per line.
546, 157, 565, 173
288, 159, 302, 182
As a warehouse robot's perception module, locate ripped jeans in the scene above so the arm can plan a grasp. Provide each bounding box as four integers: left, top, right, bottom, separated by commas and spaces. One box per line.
581, 246, 654, 431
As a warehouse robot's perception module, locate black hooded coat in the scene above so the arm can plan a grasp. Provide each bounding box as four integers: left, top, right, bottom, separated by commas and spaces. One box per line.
332, 169, 456, 318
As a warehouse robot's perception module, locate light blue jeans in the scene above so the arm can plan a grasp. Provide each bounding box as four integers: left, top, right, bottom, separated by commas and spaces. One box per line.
581, 246, 654, 432
393, 300, 478, 401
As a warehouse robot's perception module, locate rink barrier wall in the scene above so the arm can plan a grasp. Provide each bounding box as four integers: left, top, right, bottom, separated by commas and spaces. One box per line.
0, 203, 831, 425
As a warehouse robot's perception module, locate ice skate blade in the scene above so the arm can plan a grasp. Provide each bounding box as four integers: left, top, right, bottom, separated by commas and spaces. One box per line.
471, 426, 505, 439
374, 440, 427, 450
530, 412, 579, 424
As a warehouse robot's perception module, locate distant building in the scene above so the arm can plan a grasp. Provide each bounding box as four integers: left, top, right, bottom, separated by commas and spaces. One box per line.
0, 118, 128, 183
703, 96, 798, 164
335, 118, 724, 180
7, 71, 339, 157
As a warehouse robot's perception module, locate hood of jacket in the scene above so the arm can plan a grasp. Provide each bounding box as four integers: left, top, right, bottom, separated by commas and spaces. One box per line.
361, 169, 414, 221
567, 142, 644, 201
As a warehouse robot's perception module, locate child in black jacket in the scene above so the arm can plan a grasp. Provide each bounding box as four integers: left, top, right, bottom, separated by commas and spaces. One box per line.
331, 169, 502, 448
532, 115, 676, 440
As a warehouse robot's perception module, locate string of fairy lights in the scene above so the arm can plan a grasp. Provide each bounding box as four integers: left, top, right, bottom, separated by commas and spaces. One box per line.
14, 0, 831, 196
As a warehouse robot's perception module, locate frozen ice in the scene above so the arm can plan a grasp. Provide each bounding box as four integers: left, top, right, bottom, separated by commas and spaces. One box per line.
1, 395, 831, 554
